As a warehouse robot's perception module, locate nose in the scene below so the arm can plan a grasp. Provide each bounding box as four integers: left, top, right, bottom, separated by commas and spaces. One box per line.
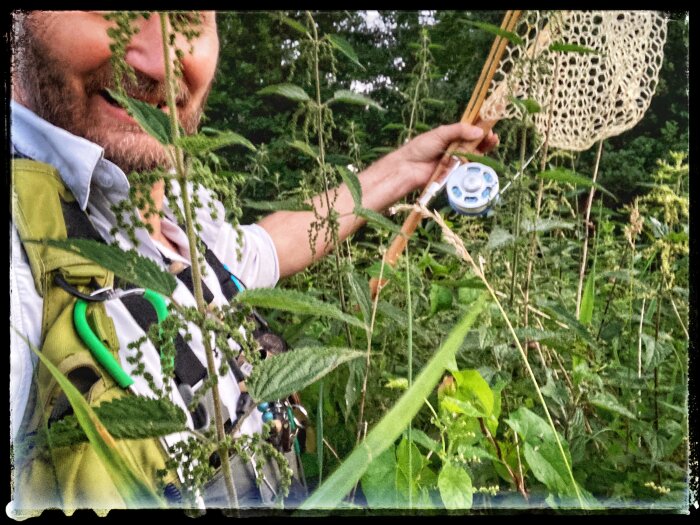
124, 14, 169, 82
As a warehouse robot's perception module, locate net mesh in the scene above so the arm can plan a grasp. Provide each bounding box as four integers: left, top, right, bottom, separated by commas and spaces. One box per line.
480, 11, 668, 151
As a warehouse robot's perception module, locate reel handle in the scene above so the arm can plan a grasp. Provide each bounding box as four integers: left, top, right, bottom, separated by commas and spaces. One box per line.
369, 119, 497, 299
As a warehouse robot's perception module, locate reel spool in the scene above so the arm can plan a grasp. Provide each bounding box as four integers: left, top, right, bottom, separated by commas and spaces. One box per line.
445, 162, 499, 216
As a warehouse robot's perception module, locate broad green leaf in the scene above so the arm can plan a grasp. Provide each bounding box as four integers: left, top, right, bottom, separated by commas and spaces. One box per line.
247, 346, 364, 402
537, 168, 616, 200
299, 294, 488, 510
423, 97, 446, 107
429, 283, 453, 316
441, 395, 484, 418
361, 445, 398, 509
402, 428, 440, 454
549, 42, 597, 54
438, 462, 473, 509
538, 301, 596, 346
452, 152, 506, 175
236, 288, 366, 329
464, 20, 524, 45
396, 437, 424, 503
506, 407, 578, 497
34, 239, 177, 296
44, 397, 188, 448
328, 90, 384, 111
589, 391, 637, 420
242, 198, 313, 212
281, 16, 308, 35
486, 226, 515, 251
175, 130, 255, 155
355, 207, 403, 234
453, 369, 494, 417
257, 83, 311, 102
107, 89, 172, 145
346, 271, 371, 327
344, 355, 365, 418
382, 122, 407, 132
288, 139, 319, 159
579, 270, 596, 325
327, 34, 365, 70
376, 299, 408, 326
24, 335, 162, 507
508, 95, 541, 114
521, 218, 575, 233
338, 165, 363, 211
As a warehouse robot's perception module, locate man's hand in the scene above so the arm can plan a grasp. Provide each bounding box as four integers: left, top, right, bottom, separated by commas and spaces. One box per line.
259, 121, 499, 278
386, 122, 499, 195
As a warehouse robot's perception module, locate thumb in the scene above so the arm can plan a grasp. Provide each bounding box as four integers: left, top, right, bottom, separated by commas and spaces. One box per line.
433, 122, 485, 147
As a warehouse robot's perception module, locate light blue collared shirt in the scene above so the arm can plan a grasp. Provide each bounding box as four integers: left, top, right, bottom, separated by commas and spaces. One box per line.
10, 99, 131, 210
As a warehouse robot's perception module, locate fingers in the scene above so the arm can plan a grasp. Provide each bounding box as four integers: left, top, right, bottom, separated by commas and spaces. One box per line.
434, 122, 485, 146
477, 130, 499, 154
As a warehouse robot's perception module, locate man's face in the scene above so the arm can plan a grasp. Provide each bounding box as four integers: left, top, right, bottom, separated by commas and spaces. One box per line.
13, 11, 219, 173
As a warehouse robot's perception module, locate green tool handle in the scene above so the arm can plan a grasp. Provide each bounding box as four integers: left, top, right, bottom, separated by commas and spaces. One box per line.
74, 299, 135, 389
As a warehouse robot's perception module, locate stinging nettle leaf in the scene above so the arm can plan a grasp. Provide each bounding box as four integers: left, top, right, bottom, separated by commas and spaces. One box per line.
486, 226, 515, 251
538, 168, 616, 200
288, 139, 319, 159
257, 83, 311, 102
338, 165, 363, 211
453, 152, 507, 174
549, 42, 598, 54
356, 207, 402, 234
236, 288, 366, 329
327, 34, 365, 70
328, 90, 384, 111
32, 239, 177, 296
107, 89, 172, 145
521, 218, 575, 233
247, 346, 364, 402
508, 95, 541, 114
242, 198, 313, 212
281, 16, 309, 36
578, 270, 596, 325
464, 20, 524, 45
176, 130, 255, 154
590, 391, 637, 420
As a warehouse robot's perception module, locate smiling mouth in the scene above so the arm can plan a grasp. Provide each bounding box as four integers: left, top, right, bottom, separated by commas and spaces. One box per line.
100, 89, 168, 110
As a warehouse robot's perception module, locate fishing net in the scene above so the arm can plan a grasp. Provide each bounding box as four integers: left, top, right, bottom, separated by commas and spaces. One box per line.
480, 11, 668, 151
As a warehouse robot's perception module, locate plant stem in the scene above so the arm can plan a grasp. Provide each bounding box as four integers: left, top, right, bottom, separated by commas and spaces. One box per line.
406, 243, 413, 510
509, 125, 528, 308
307, 11, 352, 347
159, 13, 238, 511
575, 140, 604, 318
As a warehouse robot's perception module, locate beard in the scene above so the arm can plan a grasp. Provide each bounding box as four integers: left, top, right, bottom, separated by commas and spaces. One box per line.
14, 18, 206, 174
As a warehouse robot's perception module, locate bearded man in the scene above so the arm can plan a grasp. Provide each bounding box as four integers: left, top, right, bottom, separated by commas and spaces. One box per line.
9, 11, 497, 513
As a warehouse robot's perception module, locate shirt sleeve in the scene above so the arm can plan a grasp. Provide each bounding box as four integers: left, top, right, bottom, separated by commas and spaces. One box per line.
192, 185, 280, 290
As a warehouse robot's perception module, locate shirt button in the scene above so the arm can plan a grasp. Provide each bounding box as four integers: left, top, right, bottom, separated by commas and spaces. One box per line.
95, 170, 114, 189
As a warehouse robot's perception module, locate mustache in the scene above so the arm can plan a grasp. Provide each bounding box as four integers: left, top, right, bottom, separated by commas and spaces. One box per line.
84, 62, 191, 108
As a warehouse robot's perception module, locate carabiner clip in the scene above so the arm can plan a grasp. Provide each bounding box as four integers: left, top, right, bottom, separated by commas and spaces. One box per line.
66, 277, 170, 389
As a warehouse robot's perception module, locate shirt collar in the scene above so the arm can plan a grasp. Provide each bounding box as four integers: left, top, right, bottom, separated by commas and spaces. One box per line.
10, 99, 130, 210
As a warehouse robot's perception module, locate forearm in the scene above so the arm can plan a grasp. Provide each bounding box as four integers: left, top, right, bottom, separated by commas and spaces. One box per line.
258, 151, 415, 278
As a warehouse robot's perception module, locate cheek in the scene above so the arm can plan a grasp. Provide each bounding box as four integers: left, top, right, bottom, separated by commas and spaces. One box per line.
181, 31, 219, 99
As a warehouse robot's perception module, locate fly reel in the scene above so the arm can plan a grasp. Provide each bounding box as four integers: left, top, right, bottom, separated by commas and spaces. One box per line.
445, 162, 500, 216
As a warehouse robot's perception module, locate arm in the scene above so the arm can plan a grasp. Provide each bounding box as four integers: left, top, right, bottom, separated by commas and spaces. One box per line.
258, 123, 498, 278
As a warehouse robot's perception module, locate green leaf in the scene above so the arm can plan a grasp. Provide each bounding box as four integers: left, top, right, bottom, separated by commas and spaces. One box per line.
242, 198, 312, 212
441, 395, 484, 418
45, 397, 188, 447
257, 83, 311, 102
33, 239, 177, 296
247, 346, 364, 402
505, 407, 578, 497
589, 391, 637, 420
346, 271, 371, 327
299, 294, 488, 510
328, 90, 384, 111
549, 42, 598, 54
438, 462, 473, 510
402, 428, 440, 454
464, 20, 524, 45
521, 218, 575, 233
355, 207, 403, 234
452, 152, 507, 174
537, 168, 616, 200
281, 16, 308, 35
236, 288, 366, 329
107, 89, 172, 145
453, 369, 494, 417
486, 226, 515, 250
361, 445, 398, 509
579, 270, 596, 325
22, 334, 162, 507
176, 130, 255, 155
382, 122, 407, 132
327, 34, 365, 70
429, 284, 453, 316
538, 301, 596, 346
288, 139, 319, 159
338, 166, 363, 211
508, 95, 541, 114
